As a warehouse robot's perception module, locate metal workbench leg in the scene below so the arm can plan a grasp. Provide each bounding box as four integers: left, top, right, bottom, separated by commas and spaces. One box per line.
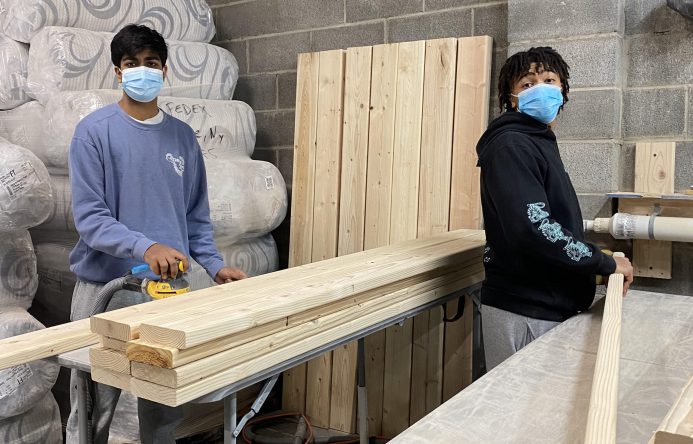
76, 370, 89, 444
224, 392, 237, 444
357, 337, 368, 444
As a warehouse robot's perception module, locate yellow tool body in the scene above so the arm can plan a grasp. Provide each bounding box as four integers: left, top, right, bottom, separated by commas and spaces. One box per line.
130, 262, 191, 300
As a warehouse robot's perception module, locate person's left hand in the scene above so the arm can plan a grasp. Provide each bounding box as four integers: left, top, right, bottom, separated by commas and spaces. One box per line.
215, 267, 247, 284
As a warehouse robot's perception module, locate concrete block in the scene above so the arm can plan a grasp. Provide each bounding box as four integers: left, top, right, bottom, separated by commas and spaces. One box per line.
248, 32, 310, 73
233, 74, 277, 111
215, 0, 343, 40
623, 88, 686, 138
388, 8, 472, 43
620, 143, 636, 192
675, 141, 693, 193
255, 110, 296, 148
553, 89, 621, 140
558, 142, 621, 193
215, 40, 248, 75
625, 0, 693, 35
311, 22, 385, 52
633, 243, 693, 295
490, 48, 507, 102
690, 87, 693, 138
473, 3, 508, 48
508, 0, 623, 42
278, 72, 297, 109
576, 193, 612, 219
628, 34, 693, 87
346, 0, 422, 22
426, 0, 501, 9
276, 147, 295, 184
509, 35, 623, 88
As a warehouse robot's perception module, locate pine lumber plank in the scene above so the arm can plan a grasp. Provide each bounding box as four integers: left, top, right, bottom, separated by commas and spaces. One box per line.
138, 232, 485, 349
92, 367, 132, 391
633, 141, 676, 279
382, 317, 413, 437
362, 42, 399, 436
129, 271, 484, 407
449, 36, 492, 231
410, 38, 458, 422
584, 253, 625, 444
129, 268, 483, 389
0, 318, 98, 370
89, 347, 131, 375
289, 51, 320, 269
442, 293, 473, 401
101, 337, 127, 352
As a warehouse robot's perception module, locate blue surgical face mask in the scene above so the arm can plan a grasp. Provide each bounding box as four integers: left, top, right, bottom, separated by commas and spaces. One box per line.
512, 83, 563, 124
121, 66, 164, 102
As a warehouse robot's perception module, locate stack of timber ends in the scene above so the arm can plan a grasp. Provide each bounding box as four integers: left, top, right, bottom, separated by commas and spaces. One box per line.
0, 318, 98, 370
90, 345, 133, 391
649, 376, 693, 444
632, 141, 676, 279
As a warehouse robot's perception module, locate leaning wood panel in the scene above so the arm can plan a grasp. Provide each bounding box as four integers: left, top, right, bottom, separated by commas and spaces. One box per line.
0, 319, 98, 370
410, 38, 457, 423
584, 253, 625, 444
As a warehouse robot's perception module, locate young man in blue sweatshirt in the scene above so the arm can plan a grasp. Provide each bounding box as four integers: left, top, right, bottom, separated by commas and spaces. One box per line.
66, 24, 246, 443
476, 47, 634, 371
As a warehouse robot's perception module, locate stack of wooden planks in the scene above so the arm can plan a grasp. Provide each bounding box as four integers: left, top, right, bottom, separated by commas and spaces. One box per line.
285, 35, 492, 435
71, 230, 486, 407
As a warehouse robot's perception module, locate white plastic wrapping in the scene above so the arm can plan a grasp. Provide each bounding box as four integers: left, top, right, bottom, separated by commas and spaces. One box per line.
0, 231, 38, 310
0, 102, 46, 164
33, 175, 73, 232
0, 0, 215, 44
0, 392, 61, 444
26, 27, 238, 103
29, 238, 76, 327
0, 35, 30, 110
0, 308, 60, 419
41, 90, 256, 171
0, 137, 53, 231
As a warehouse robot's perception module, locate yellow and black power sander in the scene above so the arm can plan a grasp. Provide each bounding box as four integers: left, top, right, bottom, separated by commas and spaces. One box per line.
127, 262, 190, 299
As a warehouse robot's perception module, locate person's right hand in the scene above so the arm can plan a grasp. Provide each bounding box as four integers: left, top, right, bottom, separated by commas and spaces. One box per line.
612, 256, 634, 296
143, 243, 189, 279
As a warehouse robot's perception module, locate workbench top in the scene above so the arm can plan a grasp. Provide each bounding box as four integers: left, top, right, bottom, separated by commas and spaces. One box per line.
389, 290, 693, 443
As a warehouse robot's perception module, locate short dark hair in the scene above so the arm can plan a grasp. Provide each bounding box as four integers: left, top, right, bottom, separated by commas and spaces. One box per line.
110, 24, 168, 67
497, 47, 570, 113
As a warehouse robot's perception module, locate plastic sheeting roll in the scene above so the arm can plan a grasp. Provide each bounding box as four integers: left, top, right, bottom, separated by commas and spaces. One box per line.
0, 102, 46, 164
0, 0, 215, 44
0, 138, 53, 231
41, 90, 256, 171
33, 175, 73, 233
29, 238, 76, 327
0, 35, 30, 110
0, 392, 61, 444
0, 308, 60, 419
26, 27, 238, 103
0, 231, 38, 310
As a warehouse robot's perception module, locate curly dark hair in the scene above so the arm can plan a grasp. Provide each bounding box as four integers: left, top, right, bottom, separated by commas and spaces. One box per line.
497, 47, 570, 113
111, 24, 168, 67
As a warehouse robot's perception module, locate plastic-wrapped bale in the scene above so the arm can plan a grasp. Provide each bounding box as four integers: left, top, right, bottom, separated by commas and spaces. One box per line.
0, 0, 215, 44
33, 175, 73, 232
0, 138, 53, 231
0, 35, 30, 110
0, 102, 47, 165
42, 90, 256, 171
207, 158, 287, 246
28, 238, 76, 327
26, 27, 238, 103
0, 308, 60, 419
0, 231, 38, 310
0, 392, 61, 444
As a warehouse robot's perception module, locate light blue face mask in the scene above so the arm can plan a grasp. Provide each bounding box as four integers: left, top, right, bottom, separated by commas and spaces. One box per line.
513, 83, 563, 124
121, 66, 164, 102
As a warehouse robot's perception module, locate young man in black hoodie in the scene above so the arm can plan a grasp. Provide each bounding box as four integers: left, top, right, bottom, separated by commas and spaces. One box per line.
477, 47, 634, 370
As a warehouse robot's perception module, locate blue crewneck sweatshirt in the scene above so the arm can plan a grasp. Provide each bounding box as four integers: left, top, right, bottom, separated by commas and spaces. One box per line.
68, 103, 224, 284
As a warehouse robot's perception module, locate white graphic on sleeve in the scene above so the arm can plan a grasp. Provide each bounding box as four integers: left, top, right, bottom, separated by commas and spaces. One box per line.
527, 202, 592, 261
166, 153, 185, 177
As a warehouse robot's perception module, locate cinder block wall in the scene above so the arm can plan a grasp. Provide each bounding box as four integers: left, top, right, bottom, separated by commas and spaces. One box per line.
208, 0, 509, 268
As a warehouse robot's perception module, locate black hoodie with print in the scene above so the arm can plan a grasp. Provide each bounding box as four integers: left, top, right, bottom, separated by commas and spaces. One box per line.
476, 111, 616, 322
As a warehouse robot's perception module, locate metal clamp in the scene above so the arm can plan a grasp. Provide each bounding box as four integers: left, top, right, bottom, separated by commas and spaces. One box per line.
648, 204, 662, 240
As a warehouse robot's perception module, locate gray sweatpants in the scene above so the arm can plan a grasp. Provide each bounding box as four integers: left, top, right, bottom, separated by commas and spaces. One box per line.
481, 304, 560, 371
66, 281, 184, 444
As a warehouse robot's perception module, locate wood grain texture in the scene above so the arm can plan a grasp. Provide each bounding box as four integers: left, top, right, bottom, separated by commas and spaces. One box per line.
100, 337, 128, 352
89, 347, 131, 375
584, 253, 625, 444
92, 367, 132, 391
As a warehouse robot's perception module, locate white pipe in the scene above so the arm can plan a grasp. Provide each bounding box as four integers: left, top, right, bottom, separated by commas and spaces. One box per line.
590, 213, 693, 243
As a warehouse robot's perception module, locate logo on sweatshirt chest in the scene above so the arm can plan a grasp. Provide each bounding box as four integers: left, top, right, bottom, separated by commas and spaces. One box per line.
166, 153, 185, 177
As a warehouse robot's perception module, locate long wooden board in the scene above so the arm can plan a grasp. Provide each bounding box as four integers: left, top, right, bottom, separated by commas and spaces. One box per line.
92, 367, 133, 391
90, 347, 131, 375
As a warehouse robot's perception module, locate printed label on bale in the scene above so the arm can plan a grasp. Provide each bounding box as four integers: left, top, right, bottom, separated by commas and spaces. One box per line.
0, 364, 33, 399
210, 202, 233, 222
0, 162, 37, 202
